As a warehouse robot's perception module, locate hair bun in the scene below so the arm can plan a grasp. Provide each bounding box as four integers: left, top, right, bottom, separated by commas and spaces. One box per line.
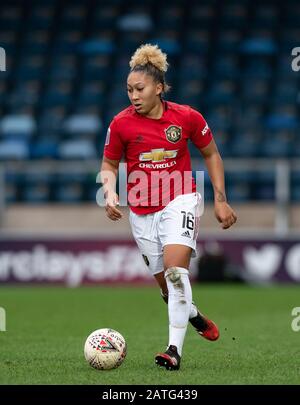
129, 44, 168, 72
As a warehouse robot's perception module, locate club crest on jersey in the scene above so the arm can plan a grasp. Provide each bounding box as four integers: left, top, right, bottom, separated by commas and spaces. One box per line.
165, 125, 182, 143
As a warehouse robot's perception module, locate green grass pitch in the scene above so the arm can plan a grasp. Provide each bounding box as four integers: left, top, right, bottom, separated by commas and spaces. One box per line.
0, 284, 299, 385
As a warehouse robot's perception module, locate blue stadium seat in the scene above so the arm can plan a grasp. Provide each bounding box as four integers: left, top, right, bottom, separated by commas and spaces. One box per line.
157, 5, 183, 29
117, 13, 153, 32
240, 27, 277, 55
178, 54, 207, 81
37, 107, 66, 137
185, 29, 210, 54
177, 80, 204, 109
58, 140, 97, 159
78, 37, 116, 55
291, 171, 300, 201
52, 170, 88, 202
59, 5, 86, 31
230, 135, 261, 158
42, 80, 73, 108
216, 29, 241, 52
30, 140, 58, 159
22, 184, 50, 203
23, 30, 49, 54
28, 4, 55, 30
0, 5, 22, 30
7, 80, 41, 111
242, 58, 273, 79
91, 4, 120, 30
206, 107, 232, 132
15, 55, 45, 81
0, 115, 36, 138
0, 140, 29, 160
212, 55, 239, 79
189, 4, 215, 29
82, 55, 111, 80
77, 84, 105, 109
227, 183, 251, 202
260, 135, 292, 158
206, 80, 236, 105
264, 113, 298, 131
54, 183, 83, 203
241, 79, 269, 103
63, 114, 102, 136
49, 55, 77, 81
220, 3, 248, 29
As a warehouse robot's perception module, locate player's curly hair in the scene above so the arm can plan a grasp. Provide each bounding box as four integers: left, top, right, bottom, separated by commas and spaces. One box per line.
129, 44, 171, 94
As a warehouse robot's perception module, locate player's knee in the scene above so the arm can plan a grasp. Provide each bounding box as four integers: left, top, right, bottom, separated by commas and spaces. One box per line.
165, 266, 181, 283
165, 266, 188, 284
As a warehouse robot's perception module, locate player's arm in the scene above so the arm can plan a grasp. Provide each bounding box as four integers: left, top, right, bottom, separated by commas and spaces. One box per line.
100, 156, 123, 221
200, 139, 237, 229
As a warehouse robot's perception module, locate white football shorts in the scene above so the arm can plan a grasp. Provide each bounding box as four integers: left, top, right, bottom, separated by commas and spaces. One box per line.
129, 192, 202, 275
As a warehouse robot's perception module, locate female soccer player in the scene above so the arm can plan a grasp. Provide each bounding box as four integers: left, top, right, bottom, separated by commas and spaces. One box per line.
101, 44, 237, 370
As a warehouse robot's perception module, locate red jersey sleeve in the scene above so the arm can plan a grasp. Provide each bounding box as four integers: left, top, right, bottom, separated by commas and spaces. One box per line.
189, 107, 213, 150
103, 118, 124, 160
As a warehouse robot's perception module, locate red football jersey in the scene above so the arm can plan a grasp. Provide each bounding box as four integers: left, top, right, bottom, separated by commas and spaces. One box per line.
103, 101, 213, 215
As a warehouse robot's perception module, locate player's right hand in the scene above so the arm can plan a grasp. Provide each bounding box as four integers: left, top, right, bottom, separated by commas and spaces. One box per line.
105, 191, 123, 221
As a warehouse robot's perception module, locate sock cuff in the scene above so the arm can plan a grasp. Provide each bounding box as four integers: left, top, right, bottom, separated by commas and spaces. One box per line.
165, 266, 189, 280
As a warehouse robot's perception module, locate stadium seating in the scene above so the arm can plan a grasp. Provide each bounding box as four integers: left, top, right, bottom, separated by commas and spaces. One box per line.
0, 0, 299, 203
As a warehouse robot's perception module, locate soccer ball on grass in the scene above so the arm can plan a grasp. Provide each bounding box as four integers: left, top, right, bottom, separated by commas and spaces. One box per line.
84, 328, 127, 370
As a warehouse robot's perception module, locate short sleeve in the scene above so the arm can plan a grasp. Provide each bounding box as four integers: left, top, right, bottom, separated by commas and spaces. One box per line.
103, 118, 124, 161
189, 107, 213, 150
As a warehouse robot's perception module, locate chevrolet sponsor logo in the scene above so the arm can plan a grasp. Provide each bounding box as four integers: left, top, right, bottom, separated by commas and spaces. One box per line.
139, 148, 178, 162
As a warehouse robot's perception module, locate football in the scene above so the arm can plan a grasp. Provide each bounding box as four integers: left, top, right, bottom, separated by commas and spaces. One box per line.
84, 328, 127, 370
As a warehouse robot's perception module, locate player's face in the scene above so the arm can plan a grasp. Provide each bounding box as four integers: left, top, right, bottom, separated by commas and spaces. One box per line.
127, 72, 163, 115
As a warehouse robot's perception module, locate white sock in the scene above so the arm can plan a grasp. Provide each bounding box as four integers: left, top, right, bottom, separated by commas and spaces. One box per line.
160, 289, 198, 319
165, 266, 192, 356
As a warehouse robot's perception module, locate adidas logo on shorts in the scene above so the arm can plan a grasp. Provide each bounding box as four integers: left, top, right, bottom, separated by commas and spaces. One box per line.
181, 230, 191, 238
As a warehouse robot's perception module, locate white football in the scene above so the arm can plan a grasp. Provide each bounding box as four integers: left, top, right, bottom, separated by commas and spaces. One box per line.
84, 328, 127, 370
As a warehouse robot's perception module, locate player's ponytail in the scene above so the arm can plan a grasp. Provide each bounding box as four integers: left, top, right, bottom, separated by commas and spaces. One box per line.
129, 44, 171, 94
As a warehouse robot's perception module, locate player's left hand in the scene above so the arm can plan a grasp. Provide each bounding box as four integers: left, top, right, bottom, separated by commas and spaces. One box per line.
214, 202, 237, 229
